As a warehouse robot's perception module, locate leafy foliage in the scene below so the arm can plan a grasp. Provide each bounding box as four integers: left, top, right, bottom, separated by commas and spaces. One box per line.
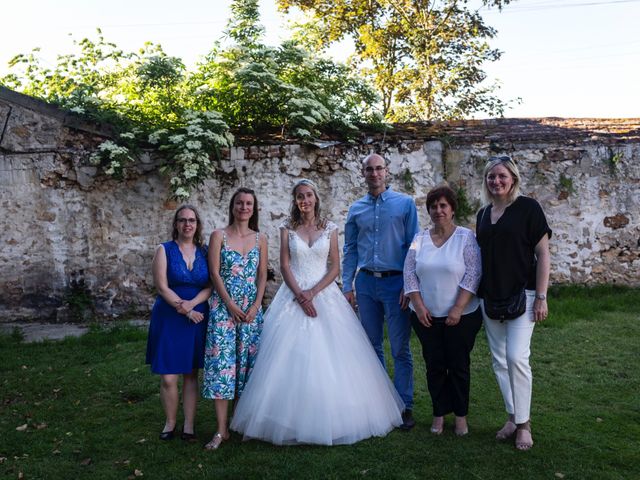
279, 0, 516, 121
2, 32, 233, 199
190, 40, 380, 139
0, 2, 378, 199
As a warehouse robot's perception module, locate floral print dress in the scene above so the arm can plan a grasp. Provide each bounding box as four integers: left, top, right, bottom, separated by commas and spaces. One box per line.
202, 231, 264, 400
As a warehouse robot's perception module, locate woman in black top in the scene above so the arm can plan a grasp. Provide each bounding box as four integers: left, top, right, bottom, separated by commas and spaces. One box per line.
476, 155, 551, 451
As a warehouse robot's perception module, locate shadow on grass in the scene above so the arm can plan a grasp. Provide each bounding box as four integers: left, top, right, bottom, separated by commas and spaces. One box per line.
0, 286, 638, 479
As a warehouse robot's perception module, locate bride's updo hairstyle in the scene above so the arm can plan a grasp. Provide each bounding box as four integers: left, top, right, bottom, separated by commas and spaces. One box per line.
288, 178, 327, 230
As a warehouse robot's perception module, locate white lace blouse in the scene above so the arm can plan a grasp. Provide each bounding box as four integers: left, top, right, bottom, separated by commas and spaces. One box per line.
403, 226, 481, 317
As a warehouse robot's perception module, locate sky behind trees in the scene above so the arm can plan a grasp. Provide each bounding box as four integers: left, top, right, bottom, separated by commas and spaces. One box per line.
1, 0, 638, 118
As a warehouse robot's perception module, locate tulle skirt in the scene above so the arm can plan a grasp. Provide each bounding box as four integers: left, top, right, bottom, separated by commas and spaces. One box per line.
230, 282, 404, 445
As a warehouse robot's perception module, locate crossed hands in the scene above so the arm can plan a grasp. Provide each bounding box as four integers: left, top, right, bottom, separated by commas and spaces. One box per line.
175, 300, 204, 323
226, 302, 260, 323
414, 304, 463, 328
296, 289, 317, 318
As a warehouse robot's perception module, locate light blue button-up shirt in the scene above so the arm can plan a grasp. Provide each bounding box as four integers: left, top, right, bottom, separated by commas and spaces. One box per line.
342, 187, 419, 293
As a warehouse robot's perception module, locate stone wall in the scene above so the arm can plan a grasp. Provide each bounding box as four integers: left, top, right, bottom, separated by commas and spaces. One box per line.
1, 87, 639, 321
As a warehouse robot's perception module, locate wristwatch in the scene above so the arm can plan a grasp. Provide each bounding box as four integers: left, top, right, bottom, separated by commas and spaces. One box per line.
535, 293, 547, 300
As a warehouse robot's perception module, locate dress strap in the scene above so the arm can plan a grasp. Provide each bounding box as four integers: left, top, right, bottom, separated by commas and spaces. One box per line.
255, 231, 260, 249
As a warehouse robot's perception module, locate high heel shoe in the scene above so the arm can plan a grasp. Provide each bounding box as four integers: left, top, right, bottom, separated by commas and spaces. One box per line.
204, 432, 229, 450
159, 427, 176, 440
181, 431, 197, 442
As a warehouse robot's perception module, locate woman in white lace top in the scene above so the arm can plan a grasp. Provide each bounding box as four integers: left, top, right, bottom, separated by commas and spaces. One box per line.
403, 185, 482, 436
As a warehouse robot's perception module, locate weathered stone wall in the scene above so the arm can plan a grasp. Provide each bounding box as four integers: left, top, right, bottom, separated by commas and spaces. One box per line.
1, 87, 638, 321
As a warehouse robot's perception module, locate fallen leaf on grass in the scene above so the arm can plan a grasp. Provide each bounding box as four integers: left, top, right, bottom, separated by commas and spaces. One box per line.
134, 469, 144, 476
53, 388, 61, 393
0, 457, 6, 464
16, 424, 28, 431
555, 473, 565, 479
18, 472, 24, 479
35, 422, 48, 430
52, 450, 61, 455
198, 464, 203, 469
80, 458, 92, 466
596, 417, 603, 422
136, 438, 147, 444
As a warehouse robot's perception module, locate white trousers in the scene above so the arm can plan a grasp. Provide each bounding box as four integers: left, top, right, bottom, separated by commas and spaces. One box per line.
481, 290, 536, 424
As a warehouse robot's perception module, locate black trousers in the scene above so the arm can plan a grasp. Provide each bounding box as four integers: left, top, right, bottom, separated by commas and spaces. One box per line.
411, 307, 482, 417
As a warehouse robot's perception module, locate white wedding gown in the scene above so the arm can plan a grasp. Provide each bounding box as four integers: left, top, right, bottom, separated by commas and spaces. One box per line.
230, 222, 404, 445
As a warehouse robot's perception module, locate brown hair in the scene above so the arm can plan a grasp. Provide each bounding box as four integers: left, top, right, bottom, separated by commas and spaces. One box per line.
172, 205, 204, 247
228, 187, 259, 232
426, 185, 457, 213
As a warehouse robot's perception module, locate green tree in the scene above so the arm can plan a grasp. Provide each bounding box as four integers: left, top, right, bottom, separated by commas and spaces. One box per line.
189, 0, 380, 137
279, 0, 515, 121
0, 1, 381, 198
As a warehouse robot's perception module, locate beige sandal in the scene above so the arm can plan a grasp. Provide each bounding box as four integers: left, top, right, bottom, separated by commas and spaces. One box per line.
430, 416, 444, 435
204, 432, 229, 450
515, 426, 534, 451
454, 416, 469, 436
496, 420, 517, 440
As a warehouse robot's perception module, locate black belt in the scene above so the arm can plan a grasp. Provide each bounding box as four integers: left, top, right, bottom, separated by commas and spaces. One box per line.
360, 268, 403, 278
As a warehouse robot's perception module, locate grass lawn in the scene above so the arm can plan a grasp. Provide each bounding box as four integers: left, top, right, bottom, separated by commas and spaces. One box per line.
1, 285, 638, 479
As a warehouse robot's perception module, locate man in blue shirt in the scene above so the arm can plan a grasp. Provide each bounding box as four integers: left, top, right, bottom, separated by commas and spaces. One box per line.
343, 153, 419, 430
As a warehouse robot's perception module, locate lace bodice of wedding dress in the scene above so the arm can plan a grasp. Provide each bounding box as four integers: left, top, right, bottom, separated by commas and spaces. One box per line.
286, 221, 338, 290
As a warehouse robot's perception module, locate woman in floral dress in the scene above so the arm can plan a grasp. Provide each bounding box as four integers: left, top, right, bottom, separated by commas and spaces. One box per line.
202, 187, 268, 450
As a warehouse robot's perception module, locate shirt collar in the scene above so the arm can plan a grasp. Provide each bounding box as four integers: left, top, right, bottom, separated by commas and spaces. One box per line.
367, 186, 392, 202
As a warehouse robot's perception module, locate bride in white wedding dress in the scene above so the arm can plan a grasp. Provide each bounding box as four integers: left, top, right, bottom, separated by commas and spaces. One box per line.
230, 179, 404, 446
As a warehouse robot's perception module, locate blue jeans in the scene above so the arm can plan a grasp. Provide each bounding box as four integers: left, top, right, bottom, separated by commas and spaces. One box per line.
355, 271, 413, 410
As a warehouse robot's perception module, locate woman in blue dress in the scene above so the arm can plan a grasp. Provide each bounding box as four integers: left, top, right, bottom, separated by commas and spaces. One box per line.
202, 188, 268, 450
146, 205, 211, 441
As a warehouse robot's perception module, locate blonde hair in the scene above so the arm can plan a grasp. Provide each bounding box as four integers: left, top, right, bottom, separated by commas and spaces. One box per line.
481, 155, 521, 205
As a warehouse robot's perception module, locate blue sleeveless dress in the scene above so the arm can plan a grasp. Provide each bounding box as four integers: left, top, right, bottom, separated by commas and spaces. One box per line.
146, 241, 209, 374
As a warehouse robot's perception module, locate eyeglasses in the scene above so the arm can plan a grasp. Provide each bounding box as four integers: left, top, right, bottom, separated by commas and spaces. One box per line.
364, 165, 386, 173
177, 218, 197, 224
